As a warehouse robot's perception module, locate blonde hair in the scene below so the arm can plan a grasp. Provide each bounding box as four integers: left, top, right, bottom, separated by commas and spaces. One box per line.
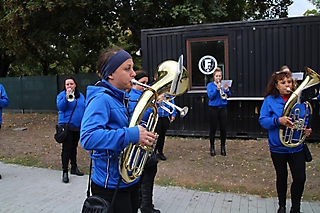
213, 67, 222, 76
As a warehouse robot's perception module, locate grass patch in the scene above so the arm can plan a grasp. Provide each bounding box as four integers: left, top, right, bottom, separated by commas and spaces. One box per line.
0, 155, 42, 167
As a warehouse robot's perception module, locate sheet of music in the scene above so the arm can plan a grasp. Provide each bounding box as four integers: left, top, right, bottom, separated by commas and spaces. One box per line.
292, 72, 304, 80
221, 80, 232, 87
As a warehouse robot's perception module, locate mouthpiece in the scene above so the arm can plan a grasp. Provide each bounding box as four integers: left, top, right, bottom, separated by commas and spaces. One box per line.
286, 87, 291, 92
131, 79, 139, 85
131, 79, 150, 88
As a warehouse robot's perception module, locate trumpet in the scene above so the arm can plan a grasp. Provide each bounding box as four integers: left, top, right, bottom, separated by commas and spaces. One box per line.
158, 99, 189, 118
131, 79, 189, 118
66, 90, 75, 102
218, 80, 228, 100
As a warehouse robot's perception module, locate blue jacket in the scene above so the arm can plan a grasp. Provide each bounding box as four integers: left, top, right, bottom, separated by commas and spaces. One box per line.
80, 79, 140, 189
0, 84, 9, 125
128, 88, 153, 126
157, 95, 177, 118
56, 91, 86, 128
207, 82, 231, 107
259, 95, 306, 153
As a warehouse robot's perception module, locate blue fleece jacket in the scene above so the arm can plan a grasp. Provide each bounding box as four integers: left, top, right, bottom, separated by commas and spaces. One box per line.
207, 82, 231, 107
259, 95, 306, 153
0, 84, 9, 125
80, 79, 140, 189
157, 95, 177, 118
128, 88, 153, 126
56, 91, 85, 128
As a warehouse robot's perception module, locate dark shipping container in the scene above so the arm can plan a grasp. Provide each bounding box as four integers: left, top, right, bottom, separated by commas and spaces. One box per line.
140, 16, 320, 140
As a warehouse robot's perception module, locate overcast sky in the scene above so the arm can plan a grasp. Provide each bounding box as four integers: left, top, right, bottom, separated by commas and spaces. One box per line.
288, 0, 316, 17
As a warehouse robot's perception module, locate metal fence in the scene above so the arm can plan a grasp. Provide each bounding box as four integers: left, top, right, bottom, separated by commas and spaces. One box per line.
0, 73, 100, 112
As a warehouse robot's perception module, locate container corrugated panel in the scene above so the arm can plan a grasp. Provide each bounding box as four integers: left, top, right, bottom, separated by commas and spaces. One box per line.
141, 16, 320, 139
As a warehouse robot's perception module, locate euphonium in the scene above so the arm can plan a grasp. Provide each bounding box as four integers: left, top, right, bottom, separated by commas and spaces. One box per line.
119, 57, 189, 183
280, 67, 320, 148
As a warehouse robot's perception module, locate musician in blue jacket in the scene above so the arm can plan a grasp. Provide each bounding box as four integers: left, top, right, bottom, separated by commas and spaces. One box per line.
128, 70, 161, 213
259, 67, 312, 213
56, 77, 86, 183
0, 84, 9, 130
207, 67, 231, 156
154, 93, 177, 161
0, 83, 9, 180
80, 48, 156, 213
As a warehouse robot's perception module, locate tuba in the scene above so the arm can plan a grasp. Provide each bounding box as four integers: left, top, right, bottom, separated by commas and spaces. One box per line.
279, 67, 320, 147
119, 55, 189, 183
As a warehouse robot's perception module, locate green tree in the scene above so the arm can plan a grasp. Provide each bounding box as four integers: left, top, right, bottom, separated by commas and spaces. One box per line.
0, 0, 294, 77
0, 1, 117, 77
309, 0, 320, 8
117, 0, 293, 48
305, 0, 320, 15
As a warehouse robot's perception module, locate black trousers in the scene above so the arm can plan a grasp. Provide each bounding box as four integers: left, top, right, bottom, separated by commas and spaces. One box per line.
271, 151, 306, 211
155, 116, 170, 154
141, 164, 157, 185
208, 106, 228, 148
140, 164, 158, 212
91, 180, 140, 213
61, 130, 80, 171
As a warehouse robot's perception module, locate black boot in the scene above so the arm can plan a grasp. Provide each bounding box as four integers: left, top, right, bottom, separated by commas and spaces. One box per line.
277, 207, 286, 213
151, 205, 161, 213
71, 166, 84, 176
210, 141, 216, 156
62, 172, 69, 183
221, 146, 226, 156
290, 207, 301, 213
140, 183, 161, 213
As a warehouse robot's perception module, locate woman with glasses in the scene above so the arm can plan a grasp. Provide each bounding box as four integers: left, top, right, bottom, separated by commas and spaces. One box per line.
259, 65, 311, 213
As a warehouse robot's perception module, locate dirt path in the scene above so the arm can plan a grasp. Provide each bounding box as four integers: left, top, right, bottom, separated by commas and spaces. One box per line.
0, 112, 319, 201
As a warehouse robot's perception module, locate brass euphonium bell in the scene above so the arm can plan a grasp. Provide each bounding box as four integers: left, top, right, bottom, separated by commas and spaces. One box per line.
279, 67, 320, 148
119, 55, 189, 183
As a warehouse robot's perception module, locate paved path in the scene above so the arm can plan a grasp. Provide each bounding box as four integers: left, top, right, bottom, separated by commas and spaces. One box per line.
1, 162, 320, 213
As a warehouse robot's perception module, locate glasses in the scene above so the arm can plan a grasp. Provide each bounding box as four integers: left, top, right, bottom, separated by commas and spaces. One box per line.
275, 70, 290, 74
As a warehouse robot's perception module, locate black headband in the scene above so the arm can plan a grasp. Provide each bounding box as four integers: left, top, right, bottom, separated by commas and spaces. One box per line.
135, 72, 148, 81
100, 50, 132, 79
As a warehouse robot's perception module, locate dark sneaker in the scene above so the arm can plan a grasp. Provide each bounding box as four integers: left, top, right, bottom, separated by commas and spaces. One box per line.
71, 167, 84, 176
277, 207, 286, 213
158, 153, 167, 161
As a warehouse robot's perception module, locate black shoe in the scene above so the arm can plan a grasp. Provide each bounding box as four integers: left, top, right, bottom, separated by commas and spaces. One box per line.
151, 207, 161, 213
290, 207, 302, 213
158, 153, 166, 161
62, 172, 69, 183
221, 148, 226, 156
277, 207, 286, 213
210, 149, 216, 156
71, 167, 84, 176
0, 174, 2, 179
